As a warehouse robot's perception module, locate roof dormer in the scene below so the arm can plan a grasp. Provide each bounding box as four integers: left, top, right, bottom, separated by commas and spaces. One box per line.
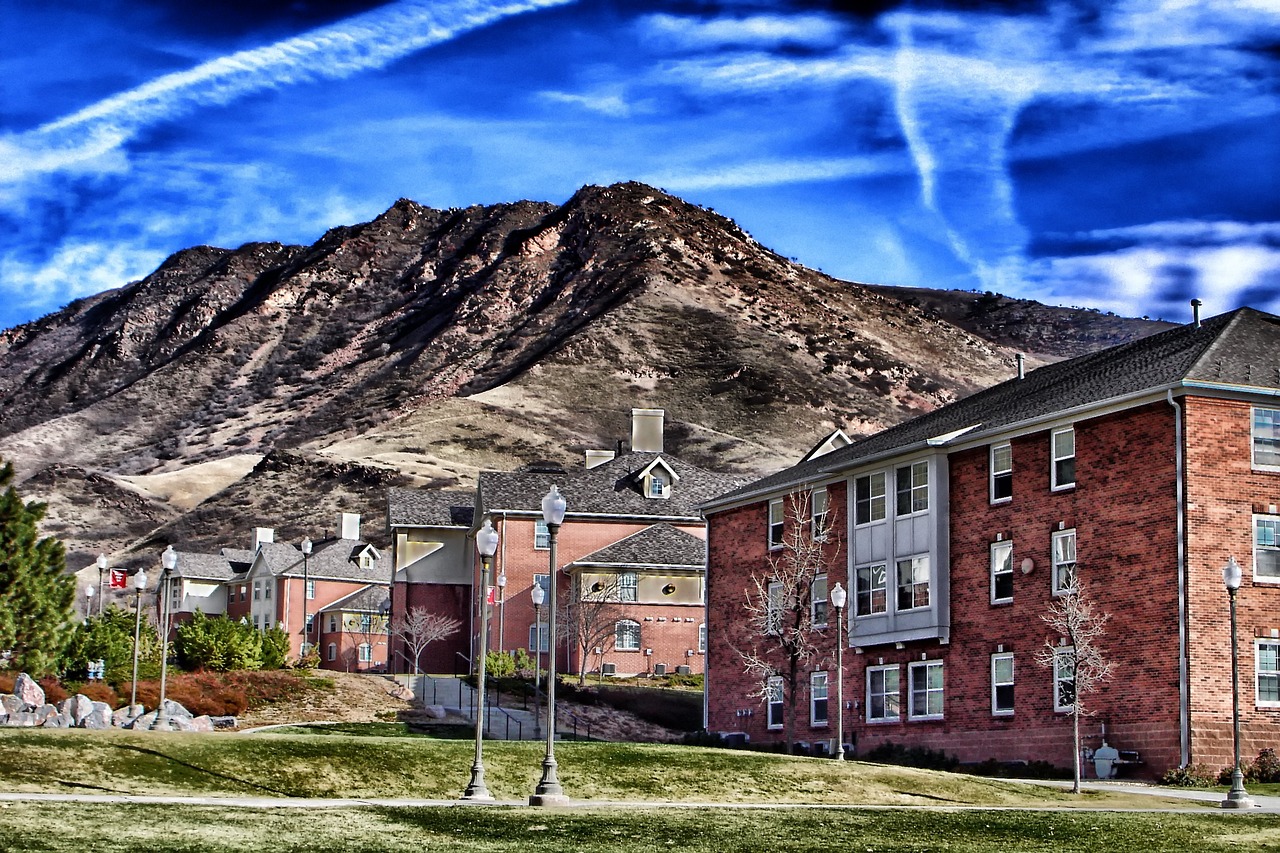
637, 457, 680, 500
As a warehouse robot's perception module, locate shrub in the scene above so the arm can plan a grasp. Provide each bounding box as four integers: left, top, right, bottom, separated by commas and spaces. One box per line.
174, 612, 264, 672
1252, 747, 1280, 783
1160, 764, 1218, 788
261, 625, 291, 670
864, 741, 959, 772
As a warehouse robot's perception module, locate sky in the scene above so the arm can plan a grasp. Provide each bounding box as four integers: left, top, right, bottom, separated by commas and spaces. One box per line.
2, 0, 1279, 331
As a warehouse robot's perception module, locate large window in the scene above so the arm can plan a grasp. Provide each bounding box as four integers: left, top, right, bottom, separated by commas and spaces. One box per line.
767, 581, 784, 635
855, 563, 887, 617
767, 676, 784, 729
896, 555, 930, 611
990, 443, 1013, 503
615, 620, 641, 651
867, 665, 900, 723
1052, 427, 1076, 490
1052, 529, 1077, 595
992, 653, 1015, 715
618, 571, 638, 602
855, 473, 886, 525
991, 541, 1014, 603
1053, 648, 1076, 711
908, 660, 944, 720
534, 520, 550, 550
1255, 515, 1280, 581
359, 614, 373, 633
253, 581, 261, 601
812, 487, 829, 538
305, 579, 315, 600
769, 499, 785, 548
896, 461, 929, 516
810, 671, 829, 726
811, 575, 828, 626
534, 573, 550, 593
1255, 407, 1280, 469
529, 621, 549, 652
358, 643, 372, 663
1258, 640, 1280, 707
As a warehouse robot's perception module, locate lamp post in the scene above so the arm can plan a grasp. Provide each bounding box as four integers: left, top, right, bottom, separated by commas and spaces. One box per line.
129, 568, 148, 709
95, 554, 108, 615
152, 546, 178, 731
530, 484, 569, 806
301, 537, 313, 659
84, 586, 94, 622
531, 582, 545, 741
829, 581, 847, 761
462, 519, 499, 802
1221, 556, 1254, 809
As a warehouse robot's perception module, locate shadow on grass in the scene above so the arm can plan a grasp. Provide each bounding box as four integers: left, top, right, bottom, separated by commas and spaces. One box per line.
111, 743, 302, 797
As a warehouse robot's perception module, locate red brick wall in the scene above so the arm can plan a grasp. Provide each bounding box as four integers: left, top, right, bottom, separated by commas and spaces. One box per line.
392, 580, 471, 674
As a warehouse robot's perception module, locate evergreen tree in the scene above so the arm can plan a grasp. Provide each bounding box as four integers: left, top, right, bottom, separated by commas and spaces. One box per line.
60, 605, 161, 684
0, 459, 76, 675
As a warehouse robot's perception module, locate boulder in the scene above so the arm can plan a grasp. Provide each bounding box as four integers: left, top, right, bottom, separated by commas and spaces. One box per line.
162, 699, 193, 719
169, 715, 196, 732
209, 715, 238, 730
33, 703, 58, 725
190, 715, 215, 733
1, 694, 25, 717
64, 694, 94, 726
128, 710, 158, 730
422, 704, 447, 719
13, 673, 44, 709
112, 704, 145, 729
83, 702, 113, 730
7, 711, 37, 727
43, 713, 69, 728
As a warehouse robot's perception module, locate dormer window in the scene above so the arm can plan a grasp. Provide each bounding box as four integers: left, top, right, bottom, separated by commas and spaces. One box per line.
649, 473, 666, 498
359, 552, 374, 570
638, 458, 679, 500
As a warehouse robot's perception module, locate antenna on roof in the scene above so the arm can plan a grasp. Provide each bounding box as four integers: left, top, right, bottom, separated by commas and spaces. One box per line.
1191, 298, 1202, 329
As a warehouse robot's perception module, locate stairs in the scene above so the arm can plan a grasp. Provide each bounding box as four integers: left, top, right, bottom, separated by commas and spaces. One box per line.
390, 674, 545, 741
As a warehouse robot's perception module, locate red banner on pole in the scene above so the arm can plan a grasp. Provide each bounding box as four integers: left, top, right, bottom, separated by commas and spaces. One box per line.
486, 586, 496, 606
109, 568, 127, 589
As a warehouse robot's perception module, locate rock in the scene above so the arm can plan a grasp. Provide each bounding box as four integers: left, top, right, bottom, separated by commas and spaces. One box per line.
1, 694, 25, 717
190, 715, 214, 733
111, 706, 134, 728
65, 694, 94, 725
128, 710, 157, 730
8, 711, 37, 727
169, 715, 196, 732
33, 703, 57, 725
209, 715, 237, 730
162, 699, 193, 719
83, 702, 113, 730
43, 713, 69, 728
13, 673, 44, 709
422, 704, 447, 719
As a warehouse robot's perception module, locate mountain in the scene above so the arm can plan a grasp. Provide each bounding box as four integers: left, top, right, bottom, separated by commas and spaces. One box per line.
0, 182, 1169, 572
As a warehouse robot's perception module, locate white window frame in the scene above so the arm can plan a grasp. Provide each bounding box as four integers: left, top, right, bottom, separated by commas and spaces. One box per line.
767, 676, 784, 729
990, 443, 1012, 504
359, 613, 373, 633
328, 615, 338, 633
327, 643, 336, 662
534, 573, 550, 593
810, 671, 829, 727
855, 562, 887, 617
1257, 640, 1280, 708
305, 579, 315, 600
768, 499, 785, 549
991, 653, 1014, 716
866, 665, 900, 723
1051, 427, 1076, 490
615, 619, 641, 651
534, 520, 550, 550
1053, 647, 1076, 712
811, 574, 828, 627
1051, 529, 1077, 596
895, 555, 930, 612
617, 571, 638, 602
358, 643, 372, 663
529, 620, 549, 653
1254, 515, 1280, 582
811, 487, 829, 539
908, 660, 944, 721
1254, 407, 1280, 471
895, 461, 929, 516
253, 580, 261, 601
990, 540, 1014, 604
698, 623, 706, 654
304, 613, 314, 633
855, 472, 886, 526
767, 581, 784, 635
648, 473, 666, 498
263, 581, 271, 600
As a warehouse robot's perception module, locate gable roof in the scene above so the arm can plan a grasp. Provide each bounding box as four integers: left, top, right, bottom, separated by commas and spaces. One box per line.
708, 307, 1280, 508
170, 551, 237, 582
567, 523, 707, 572
316, 583, 390, 614
387, 487, 475, 529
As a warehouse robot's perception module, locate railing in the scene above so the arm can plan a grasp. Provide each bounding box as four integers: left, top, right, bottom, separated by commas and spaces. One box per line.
487, 704, 523, 741
562, 710, 591, 742
454, 651, 470, 678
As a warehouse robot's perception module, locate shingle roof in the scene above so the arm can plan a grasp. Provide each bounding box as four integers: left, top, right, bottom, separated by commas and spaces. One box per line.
568, 523, 707, 571
317, 584, 390, 614
709, 307, 1280, 507
480, 452, 747, 519
387, 487, 475, 528
170, 551, 237, 581
220, 548, 255, 575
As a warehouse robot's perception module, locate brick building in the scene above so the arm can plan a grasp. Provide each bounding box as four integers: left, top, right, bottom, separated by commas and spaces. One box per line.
702, 307, 1280, 777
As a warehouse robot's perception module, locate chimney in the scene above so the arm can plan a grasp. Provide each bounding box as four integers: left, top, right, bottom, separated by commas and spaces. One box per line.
253, 527, 275, 549
1191, 298, 1202, 328
631, 408, 665, 454
1015, 353, 1025, 380
585, 449, 616, 469
339, 512, 361, 540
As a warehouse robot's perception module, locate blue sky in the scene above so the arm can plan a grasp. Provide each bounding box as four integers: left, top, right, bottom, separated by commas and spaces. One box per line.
3, 0, 1278, 331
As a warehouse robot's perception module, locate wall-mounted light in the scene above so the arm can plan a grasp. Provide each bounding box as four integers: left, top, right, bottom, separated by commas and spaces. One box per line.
1021, 558, 1035, 575
662, 583, 676, 595
592, 581, 604, 592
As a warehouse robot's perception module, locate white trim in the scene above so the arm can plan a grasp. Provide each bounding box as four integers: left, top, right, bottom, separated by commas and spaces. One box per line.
1053, 647, 1076, 712
991, 540, 1014, 604
1257, 639, 1280, 708
991, 652, 1014, 716
768, 499, 785, 549
767, 675, 784, 729
1254, 514, 1280, 582
1051, 426, 1076, 491
908, 660, 944, 721
895, 555, 931, 612
1051, 529, 1077, 596
894, 461, 930, 517
1253, 407, 1280, 472
990, 442, 1013, 505
811, 574, 828, 627
854, 561, 888, 617
810, 670, 829, 727
866, 664, 900, 723
854, 471, 887, 527
615, 619, 641, 651
766, 581, 783, 635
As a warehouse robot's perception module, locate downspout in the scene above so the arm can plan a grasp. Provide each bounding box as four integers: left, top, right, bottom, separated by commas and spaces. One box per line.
702, 526, 710, 732
1169, 389, 1191, 766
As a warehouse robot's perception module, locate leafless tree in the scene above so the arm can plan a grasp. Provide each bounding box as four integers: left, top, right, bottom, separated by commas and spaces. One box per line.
737, 488, 840, 750
390, 606, 462, 675
560, 573, 627, 686
1035, 578, 1114, 792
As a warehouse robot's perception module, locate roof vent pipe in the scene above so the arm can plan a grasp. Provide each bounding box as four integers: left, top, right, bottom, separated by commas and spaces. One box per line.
1015, 353, 1025, 380
1191, 299, 1202, 328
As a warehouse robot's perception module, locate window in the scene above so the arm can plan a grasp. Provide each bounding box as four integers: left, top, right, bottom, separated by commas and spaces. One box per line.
812, 488, 829, 538
767, 581, 784, 635
1255, 515, 1280, 581
305, 614, 314, 633
991, 541, 1014, 603
239, 586, 246, 601
698, 623, 706, 654
529, 621, 549, 653
855, 563, 887, 617
358, 643, 372, 663
1052, 529, 1077, 595
867, 665, 900, 723
1052, 427, 1076, 489
534, 573, 550, 593
855, 473, 886, 525
991, 443, 1012, 503
810, 671, 829, 726
811, 575, 828, 626
1257, 640, 1280, 707
1053, 648, 1076, 712
767, 676, 784, 729
615, 619, 641, 651
264, 582, 271, 600
305, 579, 315, 600
1255, 408, 1280, 469
992, 653, 1014, 715
896, 555, 930, 611
328, 615, 337, 633
649, 473, 666, 497
169, 583, 181, 612
253, 581, 261, 601
896, 462, 929, 515
908, 660, 944, 720
768, 499, 785, 548
534, 520, 550, 550
359, 553, 374, 570
618, 571, 638, 602
327, 643, 336, 662
359, 614, 373, 633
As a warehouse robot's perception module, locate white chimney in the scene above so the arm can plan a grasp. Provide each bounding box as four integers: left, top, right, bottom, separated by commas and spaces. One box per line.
631, 408, 665, 454
585, 449, 616, 469
253, 527, 275, 549
340, 512, 361, 540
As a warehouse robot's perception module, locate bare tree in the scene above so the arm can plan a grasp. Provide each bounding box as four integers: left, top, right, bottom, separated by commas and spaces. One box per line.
738, 488, 840, 751
561, 573, 627, 686
1035, 578, 1114, 792
390, 606, 462, 675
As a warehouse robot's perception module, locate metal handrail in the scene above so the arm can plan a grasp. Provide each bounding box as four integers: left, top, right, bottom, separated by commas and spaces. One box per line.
562, 710, 591, 742
487, 704, 524, 741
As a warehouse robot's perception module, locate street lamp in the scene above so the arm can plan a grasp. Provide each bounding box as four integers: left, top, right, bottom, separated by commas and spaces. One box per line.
301, 537, 313, 659
531, 581, 545, 741
95, 554, 108, 615
152, 546, 179, 731
462, 519, 499, 802
84, 586, 94, 622
1221, 556, 1254, 809
530, 484, 569, 807
129, 568, 148, 709
829, 581, 847, 761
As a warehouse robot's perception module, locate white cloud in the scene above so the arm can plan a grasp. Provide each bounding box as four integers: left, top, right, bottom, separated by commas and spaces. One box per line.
539, 89, 632, 118
644, 154, 911, 191
0, 241, 167, 316
640, 12, 845, 49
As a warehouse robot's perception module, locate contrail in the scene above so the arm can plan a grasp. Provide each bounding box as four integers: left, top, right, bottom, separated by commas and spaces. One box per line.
1, 0, 572, 182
